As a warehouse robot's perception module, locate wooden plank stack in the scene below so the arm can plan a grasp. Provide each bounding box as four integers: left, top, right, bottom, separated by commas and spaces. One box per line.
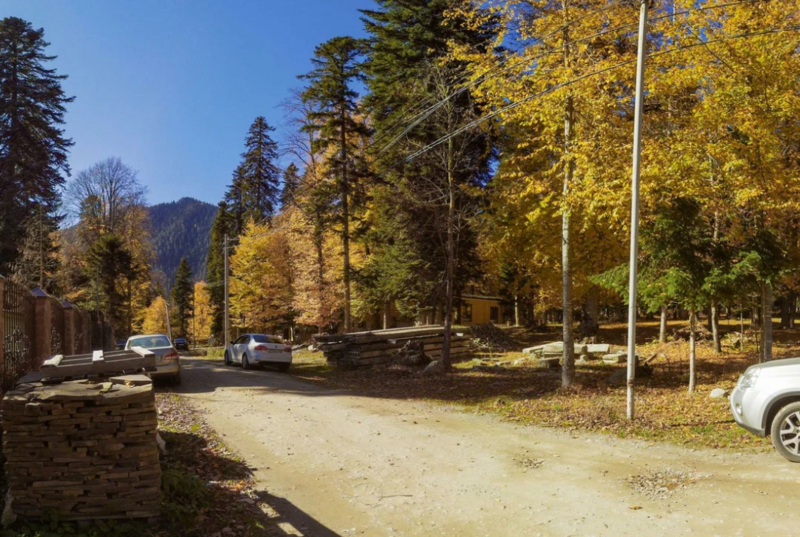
315, 326, 472, 367
2, 369, 161, 520
41, 348, 156, 380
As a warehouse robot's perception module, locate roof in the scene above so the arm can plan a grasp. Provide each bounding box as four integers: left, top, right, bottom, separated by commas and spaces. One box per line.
461, 294, 504, 302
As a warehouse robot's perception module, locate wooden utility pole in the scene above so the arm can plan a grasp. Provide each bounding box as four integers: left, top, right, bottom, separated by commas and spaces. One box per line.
626, 0, 650, 420
224, 234, 230, 349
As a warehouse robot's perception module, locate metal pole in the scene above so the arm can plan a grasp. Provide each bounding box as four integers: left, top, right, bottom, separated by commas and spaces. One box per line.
224, 234, 230, 350
626, 0, 649, 421
164, 297, 172, 341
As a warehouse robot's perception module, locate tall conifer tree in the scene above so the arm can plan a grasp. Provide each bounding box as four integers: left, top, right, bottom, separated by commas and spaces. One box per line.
171, 257, 194, 338
299, 36, 372, 332
0, 17, 73, 271
206, 202, 231, 338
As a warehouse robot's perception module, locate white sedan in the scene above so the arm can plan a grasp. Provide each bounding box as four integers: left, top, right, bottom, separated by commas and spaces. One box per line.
224, 333, 292, 372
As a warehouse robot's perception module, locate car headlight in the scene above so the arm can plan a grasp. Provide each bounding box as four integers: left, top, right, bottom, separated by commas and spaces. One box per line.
739, 369, 760, 389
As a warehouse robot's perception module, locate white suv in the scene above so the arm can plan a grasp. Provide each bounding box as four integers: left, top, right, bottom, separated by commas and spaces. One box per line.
731, 358, 800, 461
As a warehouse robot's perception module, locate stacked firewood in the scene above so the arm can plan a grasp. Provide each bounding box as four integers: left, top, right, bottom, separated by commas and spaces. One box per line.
314, 326, 472, 367
1, 375, 161, 520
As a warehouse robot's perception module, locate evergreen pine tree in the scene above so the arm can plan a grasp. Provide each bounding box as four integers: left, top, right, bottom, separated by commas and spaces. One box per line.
85, 235, 139, 337
170, 257, 194, 338
12, 204, 61, 293
299, 36, 372, 332
206, 202, 231, 338
224, 164, 247, 237
281, 163, 301, 208
241, 116, 281, 222
222, 117, 281, 236
359, 1, 496, 356
0, 17, 74, 271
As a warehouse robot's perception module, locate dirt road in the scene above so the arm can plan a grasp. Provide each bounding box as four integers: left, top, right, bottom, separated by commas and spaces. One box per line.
177, 357, 799, 537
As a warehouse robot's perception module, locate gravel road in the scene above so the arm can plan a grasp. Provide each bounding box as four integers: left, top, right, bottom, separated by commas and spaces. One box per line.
176, 357, 800, 537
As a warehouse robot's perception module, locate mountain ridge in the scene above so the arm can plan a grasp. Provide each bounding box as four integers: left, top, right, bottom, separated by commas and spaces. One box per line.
148, 197, 217, 288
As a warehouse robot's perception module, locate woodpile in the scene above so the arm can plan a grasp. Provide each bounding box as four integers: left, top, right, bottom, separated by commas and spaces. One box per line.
470, 323, 516, 352
1, 349, 161, 522
314, 326, 472, 367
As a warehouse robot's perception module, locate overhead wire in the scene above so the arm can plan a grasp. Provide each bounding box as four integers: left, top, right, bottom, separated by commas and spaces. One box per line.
401, 22, 800, 164
368, 0, 773, 160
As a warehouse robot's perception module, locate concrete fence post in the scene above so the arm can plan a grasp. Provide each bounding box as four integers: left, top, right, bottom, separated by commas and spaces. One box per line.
32, 288, 52, 365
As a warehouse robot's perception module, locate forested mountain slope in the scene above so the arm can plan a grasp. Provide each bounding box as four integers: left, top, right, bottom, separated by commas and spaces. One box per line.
149, 197, 217, 286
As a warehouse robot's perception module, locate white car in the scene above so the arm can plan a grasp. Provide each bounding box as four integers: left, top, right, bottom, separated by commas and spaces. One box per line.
125, 333, 181, 385
224, 333, 292, 372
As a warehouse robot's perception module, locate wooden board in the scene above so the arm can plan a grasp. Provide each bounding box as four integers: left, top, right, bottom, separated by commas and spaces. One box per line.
40, 348, 156, 380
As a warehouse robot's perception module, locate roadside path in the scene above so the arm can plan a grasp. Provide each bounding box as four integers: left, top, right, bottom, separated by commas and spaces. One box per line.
177, 357, 799, 537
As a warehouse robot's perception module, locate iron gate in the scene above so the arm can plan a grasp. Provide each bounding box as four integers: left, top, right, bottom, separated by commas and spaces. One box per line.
3, 280, 33, 392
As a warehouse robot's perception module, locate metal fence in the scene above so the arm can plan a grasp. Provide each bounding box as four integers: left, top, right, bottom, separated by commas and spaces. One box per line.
2, 280, 34, 392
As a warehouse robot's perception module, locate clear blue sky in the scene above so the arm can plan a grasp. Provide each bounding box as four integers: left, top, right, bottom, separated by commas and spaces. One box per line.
3, 0, 372, 206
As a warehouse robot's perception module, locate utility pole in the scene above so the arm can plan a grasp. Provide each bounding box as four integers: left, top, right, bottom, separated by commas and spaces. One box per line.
626, 0, 650, 421
192, 285, 196, 349
164, 298, 172, 341
224, 234, 230, 350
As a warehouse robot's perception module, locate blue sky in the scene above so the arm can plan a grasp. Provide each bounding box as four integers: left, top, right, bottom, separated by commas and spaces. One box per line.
3, 0, 372, 206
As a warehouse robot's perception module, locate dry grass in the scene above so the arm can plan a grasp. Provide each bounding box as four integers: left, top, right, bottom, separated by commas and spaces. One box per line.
290, 318, 800, 451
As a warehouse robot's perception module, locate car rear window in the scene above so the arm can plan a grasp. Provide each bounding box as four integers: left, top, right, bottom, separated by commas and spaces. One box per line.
252, 335, 284, 344
128, 336, 171, 349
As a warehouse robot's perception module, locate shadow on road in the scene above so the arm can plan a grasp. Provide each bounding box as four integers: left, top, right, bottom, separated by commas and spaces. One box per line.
171, 358, 347, 397
255, 490, 342, 537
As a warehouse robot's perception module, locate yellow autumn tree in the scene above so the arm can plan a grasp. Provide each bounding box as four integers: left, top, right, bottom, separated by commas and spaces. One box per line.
229, 218, 295, 334
142, 296, 169, 335
189, 281, 213, 344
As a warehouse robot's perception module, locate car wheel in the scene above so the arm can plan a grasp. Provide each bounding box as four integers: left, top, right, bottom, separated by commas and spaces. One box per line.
771, 401, 800, 462
172, 373, 182, 387
224, 351, 231, 366
242, 354, 250, 370
278, 363, 290, 373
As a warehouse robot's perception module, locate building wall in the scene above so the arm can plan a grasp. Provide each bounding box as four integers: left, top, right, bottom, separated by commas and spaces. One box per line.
459, 296, 503, 326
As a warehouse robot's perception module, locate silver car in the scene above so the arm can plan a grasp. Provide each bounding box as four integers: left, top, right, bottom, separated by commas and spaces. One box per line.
125, 334, 181, 385
224, 333, 292, 372
731, 357, 800, 461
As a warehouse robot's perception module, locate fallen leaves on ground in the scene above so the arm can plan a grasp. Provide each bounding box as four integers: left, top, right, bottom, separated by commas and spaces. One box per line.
290, 326, 777, 451
627, 468, 707, 500
155, 393, 271, 536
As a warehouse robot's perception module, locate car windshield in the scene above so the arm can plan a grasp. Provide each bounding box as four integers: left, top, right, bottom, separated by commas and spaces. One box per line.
128, 336, 171, 349
252, 335, 284, 344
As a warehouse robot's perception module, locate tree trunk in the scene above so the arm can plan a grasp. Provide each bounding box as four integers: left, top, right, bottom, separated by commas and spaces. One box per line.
514, 294, 520, 327
762, 282, 773, 362
441, 161, 456, 370
740, 304, 744, 350
791, 293, 797, 329
383, 301, 390, 330
688, 309, 697, 394
659, 305, 667, 344
781, 295, 790, 329
340, 107, 352, 333
314, 213, 326, 335
711, 303, 721, 354
560, 3, 575, 387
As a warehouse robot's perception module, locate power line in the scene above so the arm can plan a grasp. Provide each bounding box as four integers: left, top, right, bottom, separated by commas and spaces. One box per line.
369, 2, 621, 157
368, 0, 773, 160
402, 23, 800, 165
